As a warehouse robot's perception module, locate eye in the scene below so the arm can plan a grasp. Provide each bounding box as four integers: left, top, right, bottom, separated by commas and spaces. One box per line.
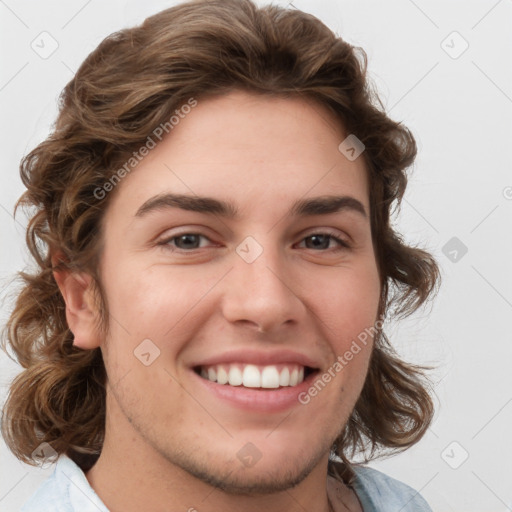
156, 231, 350, 253
297, 233, 350, 251
158, 233, 212, 250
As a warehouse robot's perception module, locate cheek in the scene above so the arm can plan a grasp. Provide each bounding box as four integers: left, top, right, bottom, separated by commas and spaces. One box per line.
308, 263, 381, 342
99, 260, 222, 375
103, 259, 207, 328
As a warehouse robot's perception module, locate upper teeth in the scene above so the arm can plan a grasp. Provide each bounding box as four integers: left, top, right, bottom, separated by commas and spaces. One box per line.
200, 364, 305, 388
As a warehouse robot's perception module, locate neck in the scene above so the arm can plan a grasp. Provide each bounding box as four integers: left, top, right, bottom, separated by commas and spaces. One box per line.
86, 448, 332, 512
85, 399, 334, 512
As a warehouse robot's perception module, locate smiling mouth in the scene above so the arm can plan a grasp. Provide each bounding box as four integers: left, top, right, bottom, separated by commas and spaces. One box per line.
194, 363, 317, 389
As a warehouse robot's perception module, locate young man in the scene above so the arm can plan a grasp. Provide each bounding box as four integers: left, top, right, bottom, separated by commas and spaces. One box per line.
2, 1, 439, 510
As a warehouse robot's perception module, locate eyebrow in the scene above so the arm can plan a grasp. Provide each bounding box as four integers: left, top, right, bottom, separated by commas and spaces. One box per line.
135, 193, 367, 219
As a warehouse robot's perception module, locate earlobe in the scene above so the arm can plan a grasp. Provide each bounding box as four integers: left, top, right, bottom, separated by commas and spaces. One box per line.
52, 252, 102, 350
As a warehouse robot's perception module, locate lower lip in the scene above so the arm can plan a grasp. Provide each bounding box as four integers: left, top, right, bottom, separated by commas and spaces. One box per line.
191, 370, 318, 413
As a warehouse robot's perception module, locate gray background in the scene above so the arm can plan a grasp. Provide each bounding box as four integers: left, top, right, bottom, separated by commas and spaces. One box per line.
1, 0, 511, 510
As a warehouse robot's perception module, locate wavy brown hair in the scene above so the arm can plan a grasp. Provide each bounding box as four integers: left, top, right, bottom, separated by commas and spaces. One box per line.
1, 0, 439, 482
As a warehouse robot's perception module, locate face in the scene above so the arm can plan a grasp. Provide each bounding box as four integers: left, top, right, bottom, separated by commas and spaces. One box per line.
93, 90, 381, 493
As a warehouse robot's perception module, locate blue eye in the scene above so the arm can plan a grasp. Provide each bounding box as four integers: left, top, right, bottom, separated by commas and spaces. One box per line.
157, 232, 350, 253
161, 233, 211, 250
299, 234, 350, 251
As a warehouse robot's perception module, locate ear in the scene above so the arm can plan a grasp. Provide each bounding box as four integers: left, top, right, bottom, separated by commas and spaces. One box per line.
52, 252, 102, 350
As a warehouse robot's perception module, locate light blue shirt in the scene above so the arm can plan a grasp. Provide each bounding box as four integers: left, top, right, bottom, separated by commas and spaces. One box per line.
21, 455, 432, 511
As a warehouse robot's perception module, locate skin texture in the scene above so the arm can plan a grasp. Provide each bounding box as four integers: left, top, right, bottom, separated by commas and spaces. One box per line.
54, 90, 381, 512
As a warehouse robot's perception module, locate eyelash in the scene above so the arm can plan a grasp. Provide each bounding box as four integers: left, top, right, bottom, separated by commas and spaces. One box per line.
157, 231, 351, 252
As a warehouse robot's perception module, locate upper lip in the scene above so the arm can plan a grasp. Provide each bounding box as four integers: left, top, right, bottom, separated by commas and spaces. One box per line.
190, 348, 322, 369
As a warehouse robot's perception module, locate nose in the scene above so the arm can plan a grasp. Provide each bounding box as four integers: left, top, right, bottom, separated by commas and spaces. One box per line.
220, 241, 305, 334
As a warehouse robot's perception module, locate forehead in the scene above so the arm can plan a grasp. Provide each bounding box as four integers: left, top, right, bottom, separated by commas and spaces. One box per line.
105, 90, 369, 219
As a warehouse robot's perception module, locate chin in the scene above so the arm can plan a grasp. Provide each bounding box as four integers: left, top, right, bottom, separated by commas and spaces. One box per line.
176, 455, 322, 495
158, 434, 332, 496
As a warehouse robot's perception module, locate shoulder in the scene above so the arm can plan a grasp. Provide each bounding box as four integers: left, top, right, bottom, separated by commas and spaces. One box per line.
351, 465, 433, 512
21, 455, 109, 512
20, 468, 64, 512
